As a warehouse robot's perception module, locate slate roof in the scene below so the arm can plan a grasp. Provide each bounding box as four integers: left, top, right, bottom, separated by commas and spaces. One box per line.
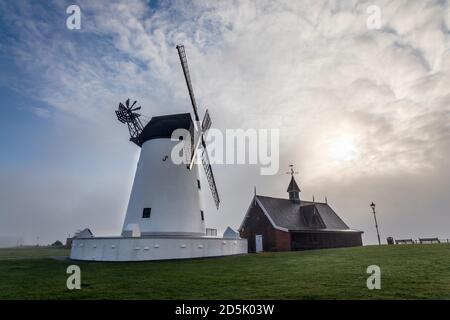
252, 195, 362, 233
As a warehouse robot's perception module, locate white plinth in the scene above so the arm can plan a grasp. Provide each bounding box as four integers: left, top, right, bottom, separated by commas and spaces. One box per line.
70, 236, 247, 262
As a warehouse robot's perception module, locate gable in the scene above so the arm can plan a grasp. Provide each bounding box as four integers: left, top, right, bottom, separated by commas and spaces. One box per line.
239, 197, 288, 232
75, 228, 93, 238
301, 205, 326, 229
223, 227, 239, 239
313, 203, 349, 230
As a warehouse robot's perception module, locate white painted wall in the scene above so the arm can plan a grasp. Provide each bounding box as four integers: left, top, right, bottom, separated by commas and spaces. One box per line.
223, 227, 240, 239
122, 138, 205, 236
70, 237, 247, 261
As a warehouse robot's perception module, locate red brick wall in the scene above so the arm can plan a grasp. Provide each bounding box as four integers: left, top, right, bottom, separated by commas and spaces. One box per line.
239, 203, 291, 252
290, 231, 363, 250
274, 229, 291, 251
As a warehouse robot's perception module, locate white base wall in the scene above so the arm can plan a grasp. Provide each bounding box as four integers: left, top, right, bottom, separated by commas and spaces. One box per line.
70, 236, 247, 262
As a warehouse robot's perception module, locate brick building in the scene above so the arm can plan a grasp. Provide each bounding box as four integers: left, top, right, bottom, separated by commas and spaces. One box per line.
239, 175, 363, 252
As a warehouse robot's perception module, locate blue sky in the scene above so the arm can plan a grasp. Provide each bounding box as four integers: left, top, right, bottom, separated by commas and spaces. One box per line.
1, 0, 449, 245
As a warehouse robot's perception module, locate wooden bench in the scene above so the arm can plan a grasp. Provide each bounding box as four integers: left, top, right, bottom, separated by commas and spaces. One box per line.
395, 239, 414, 244
419, 237, 440, 244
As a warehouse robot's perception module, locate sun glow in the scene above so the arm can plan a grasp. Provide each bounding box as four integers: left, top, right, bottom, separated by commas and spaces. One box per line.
328, 134, 359, 163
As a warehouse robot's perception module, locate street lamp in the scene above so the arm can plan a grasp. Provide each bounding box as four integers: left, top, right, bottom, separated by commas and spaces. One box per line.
370, 202, 381, 245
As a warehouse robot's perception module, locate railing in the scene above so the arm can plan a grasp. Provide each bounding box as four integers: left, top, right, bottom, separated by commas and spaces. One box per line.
206, 228, 218, 237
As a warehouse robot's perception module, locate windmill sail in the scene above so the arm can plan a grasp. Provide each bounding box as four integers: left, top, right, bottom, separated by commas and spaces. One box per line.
176, 44, 220, 209
176, 45, 200, 121
202, 109, 212, 133
201, 148, 220, 209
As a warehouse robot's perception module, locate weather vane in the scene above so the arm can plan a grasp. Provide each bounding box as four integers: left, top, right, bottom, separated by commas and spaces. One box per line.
286, 164, 298, 176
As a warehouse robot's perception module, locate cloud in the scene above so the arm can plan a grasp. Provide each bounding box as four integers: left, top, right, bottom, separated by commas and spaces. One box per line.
32, 107, 51, 118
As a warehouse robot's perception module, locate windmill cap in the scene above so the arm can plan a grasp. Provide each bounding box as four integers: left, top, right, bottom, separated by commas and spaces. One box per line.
138, 113, 193, 145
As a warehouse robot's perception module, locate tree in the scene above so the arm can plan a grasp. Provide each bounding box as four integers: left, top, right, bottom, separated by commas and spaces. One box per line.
51, 240, 63, 247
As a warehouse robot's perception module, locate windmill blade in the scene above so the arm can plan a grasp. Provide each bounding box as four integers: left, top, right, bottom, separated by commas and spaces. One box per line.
202, 109, 212, 133
115, 109, 129, 124
201, 147, 220, 209
130, 100, 137, 108
125, 98, 130, 107
176, 45, 200, 122
131, 106, 141, 111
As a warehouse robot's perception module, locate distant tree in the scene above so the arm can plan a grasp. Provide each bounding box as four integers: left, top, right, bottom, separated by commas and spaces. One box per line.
51, 240, 63, 247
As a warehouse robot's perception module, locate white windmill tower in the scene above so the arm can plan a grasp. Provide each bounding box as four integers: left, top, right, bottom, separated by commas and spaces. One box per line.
69, 45, 247, 261
116, 45, 219, 237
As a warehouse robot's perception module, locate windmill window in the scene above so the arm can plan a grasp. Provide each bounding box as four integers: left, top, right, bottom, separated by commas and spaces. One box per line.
200, 210, 204, 221
197, 179, 201, 189
179, 136, 184, 141
142, 208, 151, 219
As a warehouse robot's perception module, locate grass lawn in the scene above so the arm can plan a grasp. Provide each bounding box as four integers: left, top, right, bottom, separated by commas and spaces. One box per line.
0, 244, 449, 299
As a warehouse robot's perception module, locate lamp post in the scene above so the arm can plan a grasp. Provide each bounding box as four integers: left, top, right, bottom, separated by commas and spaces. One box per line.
370, 202, 381, 245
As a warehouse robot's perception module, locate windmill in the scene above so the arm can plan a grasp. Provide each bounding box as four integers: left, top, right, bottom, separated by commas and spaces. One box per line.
69, 45, 247, 262
113, 45, 221, 238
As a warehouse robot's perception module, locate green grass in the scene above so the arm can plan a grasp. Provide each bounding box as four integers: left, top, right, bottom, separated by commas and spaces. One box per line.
0, 246, 69, 260
0, 245, 449, 299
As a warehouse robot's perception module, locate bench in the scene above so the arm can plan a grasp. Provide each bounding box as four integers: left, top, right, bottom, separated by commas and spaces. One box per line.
418, 237, 440, 244
395, 239, 414, 244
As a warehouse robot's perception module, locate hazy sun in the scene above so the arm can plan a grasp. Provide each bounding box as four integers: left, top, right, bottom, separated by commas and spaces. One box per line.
328, 134, 359, 163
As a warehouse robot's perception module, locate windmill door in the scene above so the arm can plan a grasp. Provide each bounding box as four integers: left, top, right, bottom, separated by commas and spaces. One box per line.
255, 234, 263, 253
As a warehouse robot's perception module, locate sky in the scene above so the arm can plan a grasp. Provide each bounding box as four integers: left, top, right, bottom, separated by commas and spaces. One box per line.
0, 0, 449, 245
